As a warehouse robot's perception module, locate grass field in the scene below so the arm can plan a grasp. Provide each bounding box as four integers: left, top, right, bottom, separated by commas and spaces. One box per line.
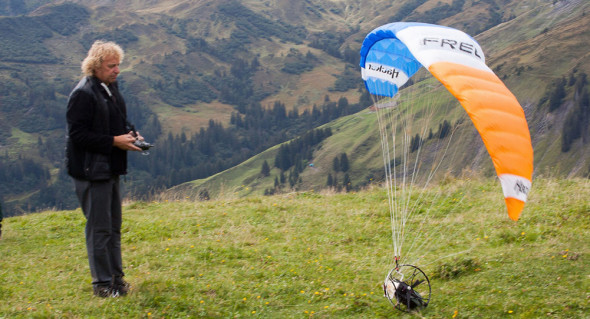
0, 177, 588, 318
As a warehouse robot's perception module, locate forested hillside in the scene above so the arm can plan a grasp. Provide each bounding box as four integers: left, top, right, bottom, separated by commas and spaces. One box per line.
0, 0, 588, 215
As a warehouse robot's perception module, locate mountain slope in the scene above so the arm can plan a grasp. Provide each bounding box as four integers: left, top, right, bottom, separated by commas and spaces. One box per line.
166, 0, 590, 199
0, 0, 588, 214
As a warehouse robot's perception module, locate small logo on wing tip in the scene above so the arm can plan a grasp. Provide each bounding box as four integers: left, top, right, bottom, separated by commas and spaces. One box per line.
514, 180, 530, 195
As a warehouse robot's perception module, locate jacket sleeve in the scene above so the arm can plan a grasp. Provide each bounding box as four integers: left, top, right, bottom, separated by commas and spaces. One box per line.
66, 89, 114, 154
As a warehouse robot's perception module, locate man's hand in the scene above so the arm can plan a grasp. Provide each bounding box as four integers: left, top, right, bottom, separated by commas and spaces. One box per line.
134, 131, 145, 142
113, 131, 142, 151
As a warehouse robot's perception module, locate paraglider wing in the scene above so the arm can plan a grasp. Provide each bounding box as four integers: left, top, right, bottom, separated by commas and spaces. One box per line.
360, 22, 533, 220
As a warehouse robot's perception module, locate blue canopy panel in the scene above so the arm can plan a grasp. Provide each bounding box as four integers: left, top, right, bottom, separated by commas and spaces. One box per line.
360, 22, 425, 97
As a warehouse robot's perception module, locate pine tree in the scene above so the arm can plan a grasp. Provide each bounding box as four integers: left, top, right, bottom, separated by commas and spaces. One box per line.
359, 90, 373, 108
343, 173, 351, 192
260, 160, 270, 177
561, 87, 589, 152
410, 134, 422, 153
288, 169, 299, 187
339, 153, 349, 172
579, 88, 589, 143
549, 77, 567, 112
438, 120, 451, 139
332, 157, 340, 172
198, 189, 210, 201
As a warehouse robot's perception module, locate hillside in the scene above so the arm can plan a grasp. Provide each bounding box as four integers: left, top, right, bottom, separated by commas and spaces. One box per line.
0, 0, 589, 214
0, 178, 588, 317
167, 0, 590, 199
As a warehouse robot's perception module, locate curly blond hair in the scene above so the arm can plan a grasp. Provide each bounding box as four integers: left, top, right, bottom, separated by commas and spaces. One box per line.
81, 40, 124, 76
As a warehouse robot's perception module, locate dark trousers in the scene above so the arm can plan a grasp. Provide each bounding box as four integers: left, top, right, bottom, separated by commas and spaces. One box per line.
74, 176, 124, 287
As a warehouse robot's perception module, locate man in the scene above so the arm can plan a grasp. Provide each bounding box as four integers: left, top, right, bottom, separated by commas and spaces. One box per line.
65, 40, 143, 297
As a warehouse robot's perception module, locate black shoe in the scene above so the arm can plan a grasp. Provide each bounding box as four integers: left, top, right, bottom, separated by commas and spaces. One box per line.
93, 285, 115, 298
112, 278, 131, 296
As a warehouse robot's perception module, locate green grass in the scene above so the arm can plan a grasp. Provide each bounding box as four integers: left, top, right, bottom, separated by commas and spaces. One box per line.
0, 177, 588, 318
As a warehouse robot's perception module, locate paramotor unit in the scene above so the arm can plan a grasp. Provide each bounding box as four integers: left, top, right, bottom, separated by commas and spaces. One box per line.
383, 263, 431, 312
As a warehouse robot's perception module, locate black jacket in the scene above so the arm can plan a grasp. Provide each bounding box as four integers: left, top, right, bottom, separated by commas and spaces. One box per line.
65, 76, 128, 180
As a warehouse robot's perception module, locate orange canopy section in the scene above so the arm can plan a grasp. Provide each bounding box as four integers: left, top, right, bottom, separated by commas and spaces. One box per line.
429, 62, 533, 220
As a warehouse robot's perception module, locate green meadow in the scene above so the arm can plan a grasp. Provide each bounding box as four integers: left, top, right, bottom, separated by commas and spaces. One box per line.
0, 178, 588, 318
